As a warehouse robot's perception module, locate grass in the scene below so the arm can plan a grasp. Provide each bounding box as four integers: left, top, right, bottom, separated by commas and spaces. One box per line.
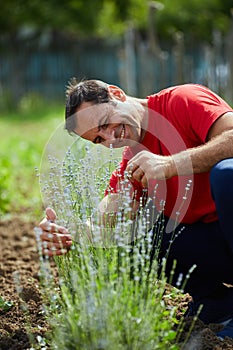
0, 104, 65, 218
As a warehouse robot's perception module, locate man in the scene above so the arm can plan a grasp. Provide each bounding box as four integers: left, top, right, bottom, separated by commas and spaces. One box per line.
39, 79, 233, 339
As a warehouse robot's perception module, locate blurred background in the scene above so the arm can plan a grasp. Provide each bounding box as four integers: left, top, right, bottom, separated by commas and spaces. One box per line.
0, 0, 233, 217
1, 0, 233, 108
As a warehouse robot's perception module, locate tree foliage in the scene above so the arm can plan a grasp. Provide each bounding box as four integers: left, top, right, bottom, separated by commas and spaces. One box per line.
156, 0, 233, 42
0, 0, 232, 42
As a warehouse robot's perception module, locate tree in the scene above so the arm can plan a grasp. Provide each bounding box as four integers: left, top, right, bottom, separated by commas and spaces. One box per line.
155, 0, 232, 42
0, 0, 232, 43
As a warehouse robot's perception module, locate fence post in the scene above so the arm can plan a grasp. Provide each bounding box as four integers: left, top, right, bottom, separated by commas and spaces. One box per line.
124, 25, 137, 96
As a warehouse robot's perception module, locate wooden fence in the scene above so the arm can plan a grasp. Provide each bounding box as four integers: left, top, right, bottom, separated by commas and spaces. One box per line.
0, 23, 233, 109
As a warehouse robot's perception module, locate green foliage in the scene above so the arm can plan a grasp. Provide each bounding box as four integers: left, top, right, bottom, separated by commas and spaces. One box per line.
0, 295, 14, 312
97, 0, 149, 37
156, 0, 232, 42
46, 245, 180, 349
0, 89, 15, 112
0, 156, 12, 214
18, 92, 46, 114
0, 0, 105, 35
0, 104, 64, 217
37, 143, 186, 349
0, 0, 232, 42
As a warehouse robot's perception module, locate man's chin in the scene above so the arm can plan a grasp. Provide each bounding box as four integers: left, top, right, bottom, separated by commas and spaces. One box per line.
102, 139, 137, 148
114, 139, 138, 148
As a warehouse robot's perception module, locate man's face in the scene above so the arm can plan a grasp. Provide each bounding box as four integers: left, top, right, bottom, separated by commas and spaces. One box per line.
73, 100, 145, 148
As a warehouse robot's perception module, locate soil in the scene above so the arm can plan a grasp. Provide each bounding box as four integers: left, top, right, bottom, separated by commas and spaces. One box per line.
1, 217, 233, 350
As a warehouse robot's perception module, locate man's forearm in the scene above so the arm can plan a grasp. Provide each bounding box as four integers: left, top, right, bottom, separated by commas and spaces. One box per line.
172, 129, 233, 176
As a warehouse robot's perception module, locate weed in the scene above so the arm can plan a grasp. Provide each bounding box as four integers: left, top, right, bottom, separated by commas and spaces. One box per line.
0, 295, 14, 312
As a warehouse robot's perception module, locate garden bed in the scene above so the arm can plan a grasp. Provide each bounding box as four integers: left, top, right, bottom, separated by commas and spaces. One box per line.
0, 217, 233, 349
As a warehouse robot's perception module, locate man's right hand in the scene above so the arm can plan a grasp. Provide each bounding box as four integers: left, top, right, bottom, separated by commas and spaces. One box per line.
38, 207, 73, 256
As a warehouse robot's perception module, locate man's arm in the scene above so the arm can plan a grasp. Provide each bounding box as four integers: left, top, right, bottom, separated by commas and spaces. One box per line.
126, 112, 233, 187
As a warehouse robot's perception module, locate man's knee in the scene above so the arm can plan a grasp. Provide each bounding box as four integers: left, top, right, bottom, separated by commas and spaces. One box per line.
210, 159, 233, 197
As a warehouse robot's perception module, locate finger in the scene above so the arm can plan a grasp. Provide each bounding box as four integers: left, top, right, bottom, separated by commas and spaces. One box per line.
39, 218, 51, 231
42, 240, 72, 250
39, 219, 69, 235
126, 163, 139, 176
40, 231, 72, 245
49, 222, 69, 234
127, 152, 143, 166
39, 220, 54, 232
46, 207, 57, 222
141, 174, 148, 188
131, 167, 144, 182
42, 247, 69, 257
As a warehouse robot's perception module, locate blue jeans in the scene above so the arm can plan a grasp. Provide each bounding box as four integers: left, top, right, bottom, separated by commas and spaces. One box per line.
156, 159, 233, 323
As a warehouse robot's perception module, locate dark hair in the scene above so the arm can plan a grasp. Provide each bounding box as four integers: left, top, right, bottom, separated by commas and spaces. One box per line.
65, 78, 110, 133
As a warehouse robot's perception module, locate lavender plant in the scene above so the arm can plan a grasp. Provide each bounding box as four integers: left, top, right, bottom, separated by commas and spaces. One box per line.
38, 138, 184, 350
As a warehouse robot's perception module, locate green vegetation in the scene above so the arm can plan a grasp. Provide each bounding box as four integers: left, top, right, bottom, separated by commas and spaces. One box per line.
36, 141, 192, 349
0, 295, 14, 312
0, 104, 64, 218
0, 0, 232, 43
0, 101, 193, 349
41, 243, 181, 349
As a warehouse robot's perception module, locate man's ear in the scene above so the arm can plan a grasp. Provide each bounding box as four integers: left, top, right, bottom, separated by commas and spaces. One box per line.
107, 85, 126, 101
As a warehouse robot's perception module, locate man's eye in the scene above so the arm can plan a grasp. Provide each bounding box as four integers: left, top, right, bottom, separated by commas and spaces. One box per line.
101, 124, 108, 130
93, 136, 103, 144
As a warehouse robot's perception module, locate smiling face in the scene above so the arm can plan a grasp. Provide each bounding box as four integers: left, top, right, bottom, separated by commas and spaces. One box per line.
73, 88, 147, 148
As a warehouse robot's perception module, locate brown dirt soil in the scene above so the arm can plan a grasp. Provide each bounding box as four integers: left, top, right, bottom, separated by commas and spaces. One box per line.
1, 217, 233, 350
0, 217, 49, 350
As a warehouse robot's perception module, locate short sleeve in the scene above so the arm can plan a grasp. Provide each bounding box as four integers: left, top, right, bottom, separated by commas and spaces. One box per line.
169, 85, 233, 143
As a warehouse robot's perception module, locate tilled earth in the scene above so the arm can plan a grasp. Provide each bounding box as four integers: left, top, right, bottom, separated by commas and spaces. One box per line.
0, 217, 233, 350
